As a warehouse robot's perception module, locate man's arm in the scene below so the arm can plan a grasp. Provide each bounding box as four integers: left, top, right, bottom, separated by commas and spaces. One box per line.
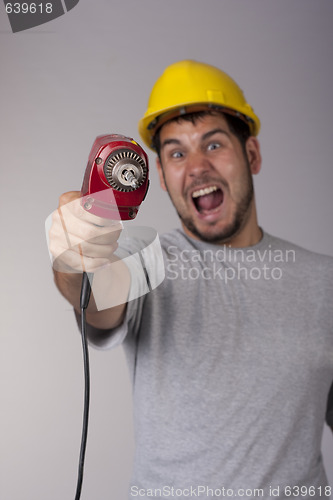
49, 191, 130, 330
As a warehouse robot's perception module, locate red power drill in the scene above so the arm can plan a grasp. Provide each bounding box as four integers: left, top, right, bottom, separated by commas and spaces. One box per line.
81, 134, 149, 220
76, 135, 149, 500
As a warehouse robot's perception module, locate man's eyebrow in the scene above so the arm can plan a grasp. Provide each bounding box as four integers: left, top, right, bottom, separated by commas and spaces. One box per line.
160, 138, 181, 150
161, 128, 230, 150
202, 128, 230, 141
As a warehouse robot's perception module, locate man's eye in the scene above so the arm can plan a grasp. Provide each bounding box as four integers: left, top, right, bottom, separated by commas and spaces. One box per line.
207, 143, 220, 151
171, 151, 184, 158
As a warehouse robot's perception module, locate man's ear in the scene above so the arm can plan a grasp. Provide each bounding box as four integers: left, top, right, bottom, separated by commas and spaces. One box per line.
245, 137, 262, 175
156, 157, 167, 191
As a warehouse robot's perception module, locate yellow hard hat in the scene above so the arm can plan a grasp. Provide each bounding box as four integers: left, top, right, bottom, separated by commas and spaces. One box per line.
138, 60, 260, 150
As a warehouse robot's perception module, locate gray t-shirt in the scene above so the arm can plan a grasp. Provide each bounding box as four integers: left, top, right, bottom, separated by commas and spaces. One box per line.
86, 229, 333, 499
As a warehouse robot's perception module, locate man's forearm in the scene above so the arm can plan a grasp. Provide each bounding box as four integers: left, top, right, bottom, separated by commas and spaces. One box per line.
53, 258, 130, 330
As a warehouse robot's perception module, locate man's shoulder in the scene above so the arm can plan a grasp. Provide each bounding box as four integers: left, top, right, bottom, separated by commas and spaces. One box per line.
264, 232, 333, 288
266, 232, 333, 264
159, 228, 189, 249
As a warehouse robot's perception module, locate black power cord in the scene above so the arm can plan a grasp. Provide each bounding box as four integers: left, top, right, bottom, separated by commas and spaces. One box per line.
75, 271, 93, 500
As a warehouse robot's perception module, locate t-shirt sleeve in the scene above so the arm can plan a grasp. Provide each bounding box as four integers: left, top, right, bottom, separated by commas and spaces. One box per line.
74, 292, 145, 350
326, 381, 333, 428
74, 228, 165, 350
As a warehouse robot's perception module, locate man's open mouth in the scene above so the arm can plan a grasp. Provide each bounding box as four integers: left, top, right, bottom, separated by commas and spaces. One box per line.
192, 185, 224, 214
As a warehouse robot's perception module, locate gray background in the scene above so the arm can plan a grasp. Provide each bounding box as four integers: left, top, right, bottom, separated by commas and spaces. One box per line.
1, 1, 332, 499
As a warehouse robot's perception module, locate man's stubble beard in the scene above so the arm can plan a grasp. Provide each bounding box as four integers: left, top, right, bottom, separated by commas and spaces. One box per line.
162, 161, 255, 245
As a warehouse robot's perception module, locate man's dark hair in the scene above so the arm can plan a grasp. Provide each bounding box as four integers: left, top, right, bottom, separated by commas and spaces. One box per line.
152, 110, 251, 159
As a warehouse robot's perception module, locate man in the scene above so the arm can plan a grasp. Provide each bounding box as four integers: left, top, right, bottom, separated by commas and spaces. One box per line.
49, 60, 333, 499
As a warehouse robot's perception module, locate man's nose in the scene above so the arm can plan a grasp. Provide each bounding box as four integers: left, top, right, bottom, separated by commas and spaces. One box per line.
185, 151, 212, 178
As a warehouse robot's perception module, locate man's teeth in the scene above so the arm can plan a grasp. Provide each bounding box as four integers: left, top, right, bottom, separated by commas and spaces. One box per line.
192, 186, 218, 198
